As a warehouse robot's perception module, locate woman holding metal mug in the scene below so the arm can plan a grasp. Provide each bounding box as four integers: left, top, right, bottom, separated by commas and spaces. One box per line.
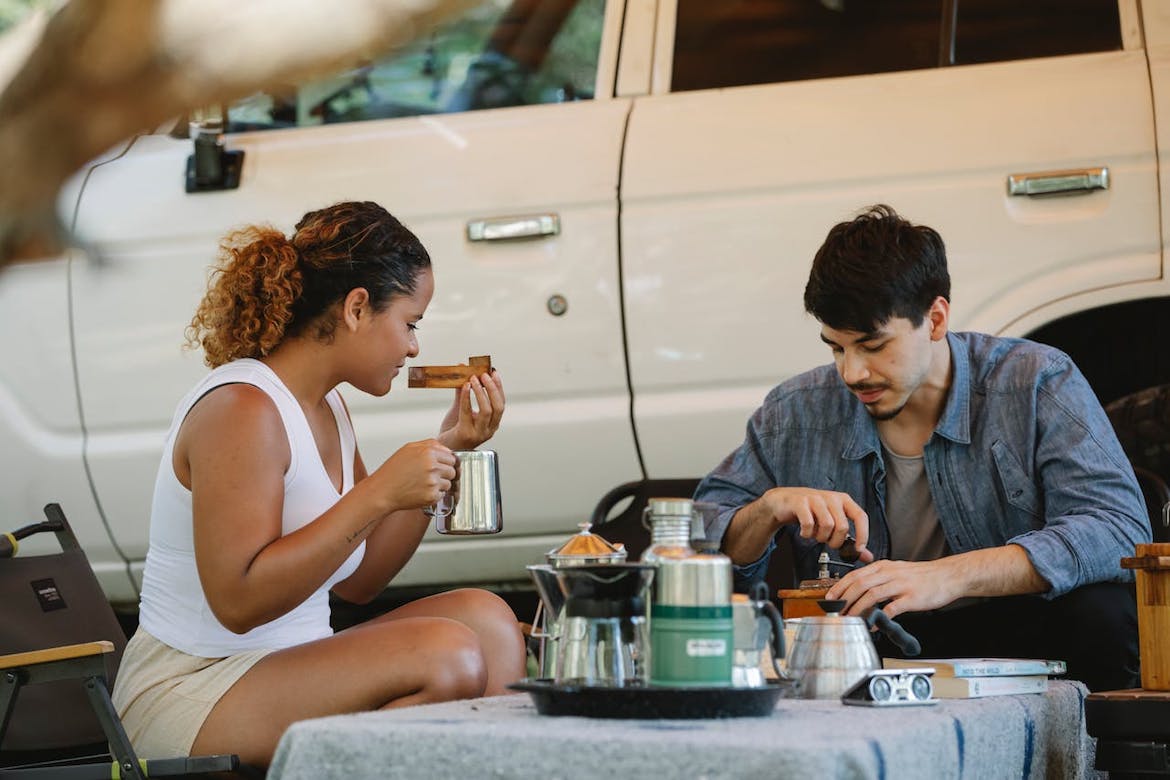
111, 201, 523, 766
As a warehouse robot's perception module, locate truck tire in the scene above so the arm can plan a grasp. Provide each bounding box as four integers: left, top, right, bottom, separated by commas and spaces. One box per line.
1106, 383, 1170, 483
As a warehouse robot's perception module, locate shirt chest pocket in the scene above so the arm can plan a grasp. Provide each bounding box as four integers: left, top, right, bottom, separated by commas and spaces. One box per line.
990, 440, 1042, 531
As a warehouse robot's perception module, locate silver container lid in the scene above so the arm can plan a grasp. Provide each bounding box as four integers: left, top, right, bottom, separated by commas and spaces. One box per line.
647, 497, 693, 517
545, 523, 627, 567
654, 551, 733, 606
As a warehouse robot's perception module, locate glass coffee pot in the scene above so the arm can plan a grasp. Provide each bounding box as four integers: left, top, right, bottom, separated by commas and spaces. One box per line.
552, 563, 655, 686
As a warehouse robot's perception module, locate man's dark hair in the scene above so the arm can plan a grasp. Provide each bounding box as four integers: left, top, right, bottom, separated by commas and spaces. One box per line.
803, 204, 950, 333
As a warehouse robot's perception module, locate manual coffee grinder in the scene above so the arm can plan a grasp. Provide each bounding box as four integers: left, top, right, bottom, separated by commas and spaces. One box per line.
641, 498, 734, 687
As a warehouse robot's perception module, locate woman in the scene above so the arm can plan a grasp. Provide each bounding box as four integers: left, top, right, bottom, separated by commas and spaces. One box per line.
111, 201, 525, 765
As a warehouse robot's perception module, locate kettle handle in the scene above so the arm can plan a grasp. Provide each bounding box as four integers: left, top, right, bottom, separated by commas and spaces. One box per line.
867, 608, 922, 657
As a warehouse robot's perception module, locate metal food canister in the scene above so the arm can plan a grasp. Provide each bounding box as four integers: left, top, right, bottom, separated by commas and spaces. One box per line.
643, 498, 734, 687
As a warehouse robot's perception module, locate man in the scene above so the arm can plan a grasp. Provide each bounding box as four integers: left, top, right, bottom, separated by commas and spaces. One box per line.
696, 205, 1150, 691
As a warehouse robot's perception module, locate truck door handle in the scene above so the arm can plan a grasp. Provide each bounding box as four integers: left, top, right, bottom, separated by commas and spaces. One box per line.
1007, 167, 1109, 197
466, 214, 560, 242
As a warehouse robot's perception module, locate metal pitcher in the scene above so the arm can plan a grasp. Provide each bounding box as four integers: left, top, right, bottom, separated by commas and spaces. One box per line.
731, 582, 787, 688
429, 450, 502, 535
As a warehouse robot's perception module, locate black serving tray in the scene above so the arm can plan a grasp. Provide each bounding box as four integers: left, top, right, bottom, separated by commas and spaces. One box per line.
509, 678, 792, 719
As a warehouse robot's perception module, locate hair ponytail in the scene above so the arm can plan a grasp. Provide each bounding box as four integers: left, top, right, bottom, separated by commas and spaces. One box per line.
186, 201, 430, 367
185, 226, 302, 367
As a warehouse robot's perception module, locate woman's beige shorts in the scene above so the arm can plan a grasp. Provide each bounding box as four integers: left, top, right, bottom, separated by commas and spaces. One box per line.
111, 628, 272, 758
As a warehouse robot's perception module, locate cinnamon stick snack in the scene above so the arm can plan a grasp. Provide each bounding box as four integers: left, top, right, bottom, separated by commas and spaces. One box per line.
407, 355, 493, 388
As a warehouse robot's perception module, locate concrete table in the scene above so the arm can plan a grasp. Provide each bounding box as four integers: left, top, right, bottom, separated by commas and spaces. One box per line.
268, 680, 1097, 779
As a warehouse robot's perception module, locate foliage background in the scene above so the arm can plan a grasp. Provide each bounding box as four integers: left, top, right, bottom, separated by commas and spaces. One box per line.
0, 0, 49, 34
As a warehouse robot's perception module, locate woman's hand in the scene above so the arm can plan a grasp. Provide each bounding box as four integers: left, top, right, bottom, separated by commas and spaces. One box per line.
438, 370, 505, 451
371, 439, 457, 512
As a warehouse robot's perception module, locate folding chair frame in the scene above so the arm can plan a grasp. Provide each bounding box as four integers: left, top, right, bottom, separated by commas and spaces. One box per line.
0, 505, 238, 779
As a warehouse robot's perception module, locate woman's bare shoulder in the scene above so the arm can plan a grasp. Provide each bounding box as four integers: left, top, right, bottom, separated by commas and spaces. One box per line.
178, 382, 291, 465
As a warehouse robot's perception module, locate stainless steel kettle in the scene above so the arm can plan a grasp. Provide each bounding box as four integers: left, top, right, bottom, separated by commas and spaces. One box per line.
786, 600, 920, 699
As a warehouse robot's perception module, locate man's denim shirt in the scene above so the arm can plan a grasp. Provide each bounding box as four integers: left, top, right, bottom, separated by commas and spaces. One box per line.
695, 332, 1150, 597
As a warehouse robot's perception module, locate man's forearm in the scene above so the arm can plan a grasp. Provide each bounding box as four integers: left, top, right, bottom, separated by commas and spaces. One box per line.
950, 543, 1050, 598
722, 499, 782, 565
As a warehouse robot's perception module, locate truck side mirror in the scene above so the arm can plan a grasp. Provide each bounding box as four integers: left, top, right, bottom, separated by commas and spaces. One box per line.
185, 110, 244, 193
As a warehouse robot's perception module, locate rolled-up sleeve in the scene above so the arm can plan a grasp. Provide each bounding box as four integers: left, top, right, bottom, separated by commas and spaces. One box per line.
695, 405, 784, 588
1008, 360, 1150, 597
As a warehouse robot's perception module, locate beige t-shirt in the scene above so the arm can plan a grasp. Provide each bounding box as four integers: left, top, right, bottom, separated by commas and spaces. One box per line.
881, 444, 949, 562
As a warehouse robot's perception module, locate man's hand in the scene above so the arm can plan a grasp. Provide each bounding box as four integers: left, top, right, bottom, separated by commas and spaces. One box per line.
722, 486, 873, 566
763, 487, 874, 562
824, 545, 1049, 618
825, 558, 962, 618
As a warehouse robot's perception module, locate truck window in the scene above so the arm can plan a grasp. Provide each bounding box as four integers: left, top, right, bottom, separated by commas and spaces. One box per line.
953, 0, 1122, 65
672, 0, 1123, 93
672, 0, 942, 92
227, 0, 605, 132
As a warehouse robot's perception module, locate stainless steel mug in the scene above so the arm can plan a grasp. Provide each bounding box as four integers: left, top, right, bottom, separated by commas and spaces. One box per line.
430, 450, 502, 535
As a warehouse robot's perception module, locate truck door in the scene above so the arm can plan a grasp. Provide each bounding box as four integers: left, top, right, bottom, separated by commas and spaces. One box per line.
622, 0, 1158, 479
68, 0, 639, 588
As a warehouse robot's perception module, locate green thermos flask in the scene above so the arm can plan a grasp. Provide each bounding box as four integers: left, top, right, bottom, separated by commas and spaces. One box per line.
642, 498, 734, 687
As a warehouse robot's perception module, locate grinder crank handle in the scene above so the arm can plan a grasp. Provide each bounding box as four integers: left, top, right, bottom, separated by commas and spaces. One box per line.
867, 608, 922, 657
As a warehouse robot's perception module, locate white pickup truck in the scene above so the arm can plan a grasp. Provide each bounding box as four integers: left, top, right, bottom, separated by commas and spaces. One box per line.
3, 0, 1168, 606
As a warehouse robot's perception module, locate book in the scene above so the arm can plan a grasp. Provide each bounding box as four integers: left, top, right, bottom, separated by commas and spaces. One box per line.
883, 657, 1067, 678
930, 674, 1049, 699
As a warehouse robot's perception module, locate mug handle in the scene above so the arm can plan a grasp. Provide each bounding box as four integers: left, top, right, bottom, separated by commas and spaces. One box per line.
423, 491, 453, 519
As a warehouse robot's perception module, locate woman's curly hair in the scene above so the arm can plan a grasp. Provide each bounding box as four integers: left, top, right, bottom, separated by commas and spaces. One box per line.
186, 201, 431, 367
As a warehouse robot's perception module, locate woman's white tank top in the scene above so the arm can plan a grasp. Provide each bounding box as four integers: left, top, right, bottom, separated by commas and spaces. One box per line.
138, 358, 365, 657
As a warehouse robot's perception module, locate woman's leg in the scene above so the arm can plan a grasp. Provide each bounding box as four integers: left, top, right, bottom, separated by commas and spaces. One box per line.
365, 587, 527, 695
191, 615, 486, 765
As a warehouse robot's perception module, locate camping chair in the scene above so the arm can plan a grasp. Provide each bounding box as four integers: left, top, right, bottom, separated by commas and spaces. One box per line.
0, 503, 239, 779
1133, 465, 1170, 544
589, 479, 796, 592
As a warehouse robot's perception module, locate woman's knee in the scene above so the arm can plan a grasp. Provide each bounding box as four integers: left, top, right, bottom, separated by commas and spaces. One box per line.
445, 588, 520, 624
417, 619, 488, 701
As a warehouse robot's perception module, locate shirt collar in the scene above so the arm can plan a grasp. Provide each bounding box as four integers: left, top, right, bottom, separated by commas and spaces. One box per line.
934, 331, 971, 444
